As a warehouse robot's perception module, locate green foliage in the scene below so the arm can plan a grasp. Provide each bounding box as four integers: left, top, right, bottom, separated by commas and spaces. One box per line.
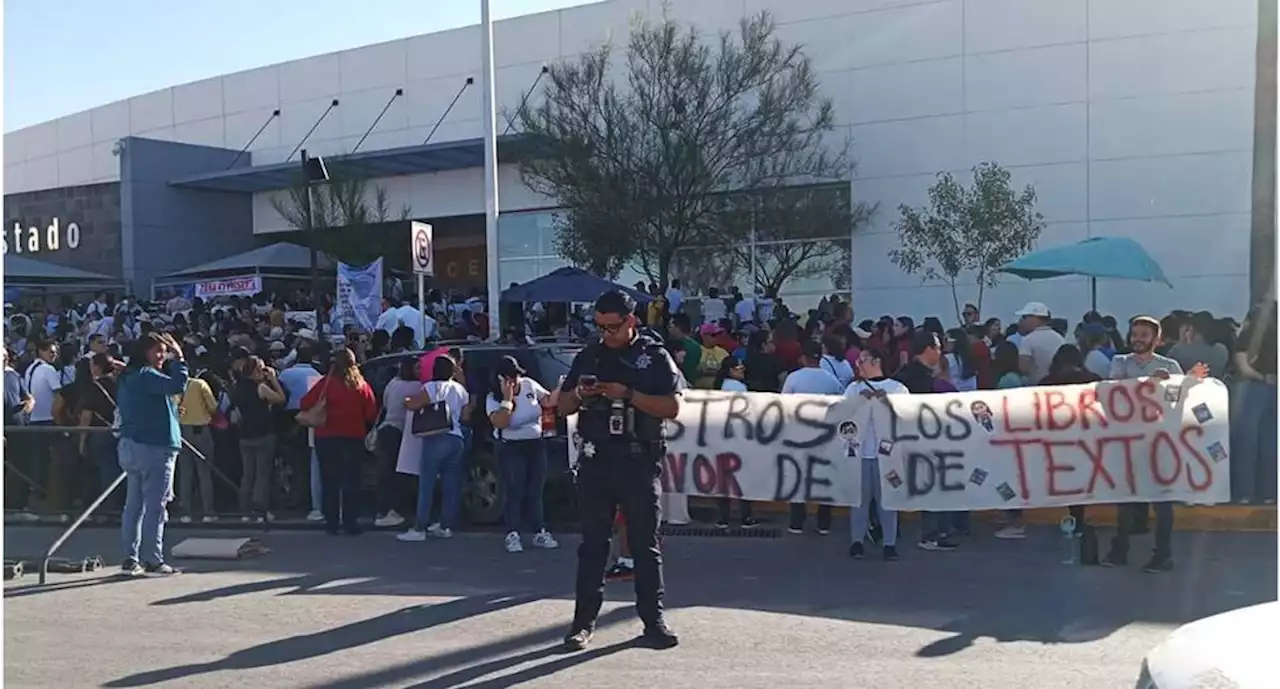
889, 162, 1044, 322
516, 8, 852, 286
269, 162, 411, 265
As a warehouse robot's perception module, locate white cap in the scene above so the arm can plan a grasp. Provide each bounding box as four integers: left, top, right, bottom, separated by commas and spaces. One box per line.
1015, 301, 1051, 318
296, 328, 317, 341
852, 325, 873, 339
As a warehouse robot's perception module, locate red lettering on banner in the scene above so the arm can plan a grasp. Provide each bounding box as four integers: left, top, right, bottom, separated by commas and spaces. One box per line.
1044, 391, 1078, 432
989, 437, 1037, 500
1105, 385, 1136, 422
1135, 380, 1164, 423
1179, 426, 1214, 492
1148, 431, 1183, 487
692, 455, 718, 494
663, 453, 687, 493
1044, 440, 1084, 497
715, 452, 744, 498
1077, 388, 1108, 431
1001, 395, 1033, 434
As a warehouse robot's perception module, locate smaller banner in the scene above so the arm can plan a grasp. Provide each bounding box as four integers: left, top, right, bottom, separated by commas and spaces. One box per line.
194, 275, 262, 299
283, 310, 317, 330
336, 258, 383, 332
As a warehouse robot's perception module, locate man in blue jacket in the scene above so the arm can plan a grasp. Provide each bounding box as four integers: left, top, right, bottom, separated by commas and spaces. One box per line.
115, 332, 189, 576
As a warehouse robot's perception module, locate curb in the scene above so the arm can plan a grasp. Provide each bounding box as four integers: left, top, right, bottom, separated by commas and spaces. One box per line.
700, 500, 1278, 533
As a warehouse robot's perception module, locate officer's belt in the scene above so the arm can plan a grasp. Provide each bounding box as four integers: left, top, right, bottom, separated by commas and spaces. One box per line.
585, 440, 665, 456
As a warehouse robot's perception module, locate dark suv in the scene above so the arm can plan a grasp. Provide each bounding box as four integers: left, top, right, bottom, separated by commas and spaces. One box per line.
362, 342, 582, 525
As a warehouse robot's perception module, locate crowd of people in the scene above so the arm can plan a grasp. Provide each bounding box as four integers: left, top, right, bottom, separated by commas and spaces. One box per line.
2, 278, 1275, 576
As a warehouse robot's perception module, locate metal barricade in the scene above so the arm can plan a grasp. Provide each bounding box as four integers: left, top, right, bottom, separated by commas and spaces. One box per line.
3, 424, 238, 584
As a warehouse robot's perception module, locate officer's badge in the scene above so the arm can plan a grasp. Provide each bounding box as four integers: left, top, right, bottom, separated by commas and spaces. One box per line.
582, 441, 597, 458
635, 353, 652, 370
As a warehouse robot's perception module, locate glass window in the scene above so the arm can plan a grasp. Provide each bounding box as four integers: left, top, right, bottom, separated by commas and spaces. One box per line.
497, 212, 542, 259
536, 212, 562, 256
498, 258, 542, 288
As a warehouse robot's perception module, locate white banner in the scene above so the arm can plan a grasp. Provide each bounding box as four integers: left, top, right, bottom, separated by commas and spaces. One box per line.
568, 390, 865, 505
877, 376, 1231, 510
565, 377, 1231, 510
336, 259, 383, 332
194, 275, 261, 299
283, 310, 317, 329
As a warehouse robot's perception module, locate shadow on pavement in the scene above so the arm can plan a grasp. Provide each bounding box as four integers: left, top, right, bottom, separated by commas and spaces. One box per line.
101, 591, 556, 688
5, 523, 1275, 684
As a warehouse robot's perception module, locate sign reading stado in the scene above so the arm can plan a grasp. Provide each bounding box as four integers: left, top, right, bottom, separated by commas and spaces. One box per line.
2, 218, 82, 254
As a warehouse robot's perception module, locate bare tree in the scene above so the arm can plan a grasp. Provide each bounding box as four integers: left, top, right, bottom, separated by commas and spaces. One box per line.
269, 163, 411, 265
516, 9, 851, 286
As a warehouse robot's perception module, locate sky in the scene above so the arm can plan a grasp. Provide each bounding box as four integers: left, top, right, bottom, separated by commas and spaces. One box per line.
2, 0, 595, 131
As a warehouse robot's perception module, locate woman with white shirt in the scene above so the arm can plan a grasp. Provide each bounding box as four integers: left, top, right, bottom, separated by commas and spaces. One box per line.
845, 350, 909, 561
712, 357, 758, 528
397, 354, 469, 542
820, 333, 855, 389
373, 358, 422, 529
701, 287, 728, 325
486, 355, 561, 553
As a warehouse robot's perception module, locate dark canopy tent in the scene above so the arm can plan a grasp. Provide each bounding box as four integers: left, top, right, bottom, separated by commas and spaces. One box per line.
500, 266, 652, 304
3, 254, 123, 293
152, 242, 336, 289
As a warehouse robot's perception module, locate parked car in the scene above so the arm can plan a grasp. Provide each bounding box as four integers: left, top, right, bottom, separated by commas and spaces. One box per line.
1135, 600, 1274, 689
362, 342, 583, 525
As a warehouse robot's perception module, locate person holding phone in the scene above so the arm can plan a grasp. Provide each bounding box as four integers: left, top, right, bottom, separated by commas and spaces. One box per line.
558, 289, 684, 652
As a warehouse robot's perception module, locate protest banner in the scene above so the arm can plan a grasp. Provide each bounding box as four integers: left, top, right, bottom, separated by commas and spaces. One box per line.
283, 310, 317, 330
335, 259, 382, 332
875, 376, 1231, 511
194, 275, 261, 299
567, 390, 865, 505
564, 376, 1231, 510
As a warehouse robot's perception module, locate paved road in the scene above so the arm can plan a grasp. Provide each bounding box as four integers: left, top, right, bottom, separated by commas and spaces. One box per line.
4, 523, 1275, 689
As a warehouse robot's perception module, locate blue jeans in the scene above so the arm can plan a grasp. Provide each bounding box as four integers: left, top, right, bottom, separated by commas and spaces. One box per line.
497, 438, 548, 534
851, 458, 897, 547
118, 437, 178, 565
1230, 379, 1278, 502
417, 433, 465, 529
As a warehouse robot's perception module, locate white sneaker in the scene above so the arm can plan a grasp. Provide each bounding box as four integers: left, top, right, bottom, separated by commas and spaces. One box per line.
994, 524, 1026, 540
505, 531, 524, 553
179, 515, 192, 524
306, 510, 324, 522
240, 515, 252, 523
201, 516, 217, 524
396, 529, 426, 542
428, 525, 453, 539
374, 511, 405, 528
531, 530, 559, 549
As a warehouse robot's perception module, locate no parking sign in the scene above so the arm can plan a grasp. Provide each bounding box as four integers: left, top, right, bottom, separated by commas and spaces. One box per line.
411, 221, 433, 276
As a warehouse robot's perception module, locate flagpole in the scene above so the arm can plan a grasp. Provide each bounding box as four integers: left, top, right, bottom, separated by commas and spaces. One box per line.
481, 0, 501, 340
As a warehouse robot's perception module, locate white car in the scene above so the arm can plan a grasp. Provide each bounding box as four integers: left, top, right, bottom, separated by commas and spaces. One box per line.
1137, 601, 1276, 688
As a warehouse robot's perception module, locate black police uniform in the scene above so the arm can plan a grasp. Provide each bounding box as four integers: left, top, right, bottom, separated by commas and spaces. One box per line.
563, 333, 683, 634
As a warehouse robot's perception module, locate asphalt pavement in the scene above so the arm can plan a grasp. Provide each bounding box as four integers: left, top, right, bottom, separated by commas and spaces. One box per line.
3, 522, 1276, 689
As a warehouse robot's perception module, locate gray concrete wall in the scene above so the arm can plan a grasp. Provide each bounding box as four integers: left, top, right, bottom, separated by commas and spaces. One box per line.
118, 137, 256, 294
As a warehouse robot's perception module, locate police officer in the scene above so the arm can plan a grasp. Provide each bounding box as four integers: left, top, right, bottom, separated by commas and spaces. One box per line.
558, 289, 683, 651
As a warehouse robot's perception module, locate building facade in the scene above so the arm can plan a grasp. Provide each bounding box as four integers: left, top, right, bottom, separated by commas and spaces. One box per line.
3, 0, 1266, 318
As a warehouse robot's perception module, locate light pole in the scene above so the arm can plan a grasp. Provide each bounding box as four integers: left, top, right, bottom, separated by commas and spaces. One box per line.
481, 0, 501, 339
300, 149, 330, 310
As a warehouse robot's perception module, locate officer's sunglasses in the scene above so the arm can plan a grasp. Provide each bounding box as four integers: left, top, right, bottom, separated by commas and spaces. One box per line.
595, 319, 627, 334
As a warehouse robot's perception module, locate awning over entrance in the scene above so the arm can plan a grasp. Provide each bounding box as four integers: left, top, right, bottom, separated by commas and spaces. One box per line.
3, 254, 123, 291
167, 135, 528, 194
155, 242, 335, 284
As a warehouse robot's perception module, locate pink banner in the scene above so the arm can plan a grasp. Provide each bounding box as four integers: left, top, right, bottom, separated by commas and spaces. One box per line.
194, 275, 262, 299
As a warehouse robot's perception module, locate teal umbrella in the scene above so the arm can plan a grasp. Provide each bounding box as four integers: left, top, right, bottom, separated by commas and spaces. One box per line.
998, 236, 1171, 310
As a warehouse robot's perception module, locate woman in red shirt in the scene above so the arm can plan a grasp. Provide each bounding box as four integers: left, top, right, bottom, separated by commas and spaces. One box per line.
300, 347, 377, 536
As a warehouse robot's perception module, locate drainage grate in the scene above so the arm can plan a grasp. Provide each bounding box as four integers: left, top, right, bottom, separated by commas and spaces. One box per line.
660, 525, 781, 539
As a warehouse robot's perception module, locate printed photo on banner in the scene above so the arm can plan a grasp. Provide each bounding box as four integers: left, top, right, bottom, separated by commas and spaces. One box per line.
336, 258, 383, 332
874, 376, 1232, 512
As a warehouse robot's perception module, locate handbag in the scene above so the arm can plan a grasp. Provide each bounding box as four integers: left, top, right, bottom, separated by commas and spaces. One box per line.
295, 378, 331, 428
411, 382, 454, 437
